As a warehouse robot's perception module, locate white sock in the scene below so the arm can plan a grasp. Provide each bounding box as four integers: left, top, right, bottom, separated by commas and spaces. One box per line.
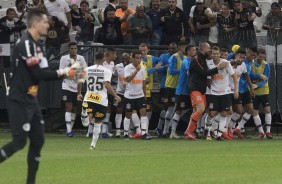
115, 113, 122, 130
211, 114, 220, 132
200, 113, 207, 132
157, 110, 166, 129
71, 113, 76, 129
253, 115, 264, 133
218, 116, 227, 136
140, 116, 149, 135
65, 112, 72, 133
237, 113, 251, 130
123, 117, 130, 135
91, 123, 102, 148
171, 113, 180, 134
105, 113, 111, 122
265, 113, 272, 133
163, 107, 174, 134
132, 113, 141, 134
88, 123, 94, 135
229, 112, 241, 132
147, 111, 152, 120
226, 115, 231, 131
101, 123, 107, 134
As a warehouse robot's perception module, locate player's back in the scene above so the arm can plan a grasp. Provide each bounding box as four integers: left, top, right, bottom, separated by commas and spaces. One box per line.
84, 64, 112, 107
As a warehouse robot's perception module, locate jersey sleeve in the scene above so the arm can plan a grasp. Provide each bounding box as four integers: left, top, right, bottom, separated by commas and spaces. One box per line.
104, 69, 112, 83
59, 56, 67, 69
124, 66, 131, 78
227, 62, 235, 76
63, 1, 71, 13
81, 56, 87, 68
189, 6, 195, 17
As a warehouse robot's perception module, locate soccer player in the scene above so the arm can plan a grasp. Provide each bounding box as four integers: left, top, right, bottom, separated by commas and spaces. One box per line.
185, 42, 229, 140
169, 45, 197, 139
0, 9, 81, 184
114, 53, 131, 137
77, 52, 121, 149
139, 43, 161, 121
220, 48, 229, 60
60, 42, 87, 137
101, 48, 117, 138
205, 46, 239, 140
162, 41, 188, 137
156, 42, 178, 136
123, 50, 151, 140
251, 48, 272, 139
232, 47, 268, 139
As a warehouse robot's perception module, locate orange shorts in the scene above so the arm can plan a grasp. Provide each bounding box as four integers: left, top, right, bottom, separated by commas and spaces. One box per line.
190, 91, 206, 107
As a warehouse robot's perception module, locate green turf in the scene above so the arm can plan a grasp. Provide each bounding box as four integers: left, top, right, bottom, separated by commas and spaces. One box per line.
1, 132, 282, 184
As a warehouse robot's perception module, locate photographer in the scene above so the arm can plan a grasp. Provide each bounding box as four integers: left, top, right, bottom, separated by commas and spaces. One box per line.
15, 0, 28, 24
262, 2, 282, 64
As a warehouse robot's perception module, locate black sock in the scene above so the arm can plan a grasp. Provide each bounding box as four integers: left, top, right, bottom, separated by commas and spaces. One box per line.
26, 145, 42, 184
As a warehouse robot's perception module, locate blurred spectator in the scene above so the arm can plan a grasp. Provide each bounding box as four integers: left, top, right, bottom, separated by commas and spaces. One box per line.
146, 0, 163, 46
262, 2, 282, 63
0, 8, 26, 67
240, 0, 262, 17
98, 9, 130, 45
224, 0, 234, 10
161, 0, 188, 45
115, 0, 135, 45
234, 0, 257, 49
189, 0, 212, 46
15, 0, 28, 23
76, 1, 95, 43
182, 0, 195, 18
206, 3, 237, 51
70, 4, 81, 32
208, 0, 220, 47
280, 0, 282, 10
127, 5, 152, 45
104, 0, 118, 19
46, 16, 65, 60
27, 0, 47, 12
44, 0, 72, 29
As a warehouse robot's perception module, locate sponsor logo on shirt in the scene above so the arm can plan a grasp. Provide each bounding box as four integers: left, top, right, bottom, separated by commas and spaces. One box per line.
27, 85, 38, 97
86, 92, 102, 103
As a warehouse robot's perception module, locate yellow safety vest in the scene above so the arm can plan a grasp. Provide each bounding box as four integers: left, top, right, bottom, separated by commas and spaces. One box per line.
251, 60, 269, 95
165, 53, 184, 88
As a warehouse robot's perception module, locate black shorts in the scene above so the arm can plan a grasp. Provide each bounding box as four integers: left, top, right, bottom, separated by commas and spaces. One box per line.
62, 90, 77, 104
253, 95, 270, 110
175, 94, 192, 111
6, 98, 44, 136
164, 87, 176, 104
206, 94, 211, 107
124, 97, 146, 112
115, 94, 125, 110
159, 88, 166, 103
85, 102, 107, 121
146, 97, 152, 110
208, 94, 231, 112
233, 91, 253, 106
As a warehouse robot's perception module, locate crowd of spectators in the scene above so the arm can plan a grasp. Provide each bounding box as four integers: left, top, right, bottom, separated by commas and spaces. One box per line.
0, 0, 282, 63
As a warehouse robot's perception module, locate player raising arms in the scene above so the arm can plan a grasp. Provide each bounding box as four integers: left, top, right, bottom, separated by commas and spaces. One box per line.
77, 52, 121, 149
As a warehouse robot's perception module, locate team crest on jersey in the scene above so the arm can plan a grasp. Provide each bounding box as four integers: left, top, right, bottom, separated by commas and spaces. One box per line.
180, 102, 185, 108
126, 103, 131, 110
27, 85, 38, 97
63, 95, 67, 101
209, 103, 214, 109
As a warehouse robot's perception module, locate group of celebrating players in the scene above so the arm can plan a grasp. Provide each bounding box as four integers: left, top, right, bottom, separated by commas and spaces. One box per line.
60, 39, 273, 150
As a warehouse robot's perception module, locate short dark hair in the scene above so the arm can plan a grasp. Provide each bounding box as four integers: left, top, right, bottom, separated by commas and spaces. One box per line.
257, 48, 266, 55
139, 43, 149, 48
236, 48, 246, 55
220, 48, 228, 53
271, 2, 280, 9
234, 0, 241, 4
178, 40, 188, 47
212, 46, 220, 51
95, 52, 104, 60
80, 0, 89, 7
109, 0, 115, 3
68, 42, 77, 47
6, 8, 16, 15
248, 47, 258, 53
222, 3, 230, 9
15, 0, 27, 7
131, 50, 142, 58
26, 8, 47, 28
185, 44, 196, 53
106, 47, 116, 52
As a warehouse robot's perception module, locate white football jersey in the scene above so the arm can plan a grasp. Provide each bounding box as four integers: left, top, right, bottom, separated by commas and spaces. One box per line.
60, 54, 87, 92
229, 62, 247, 91
124, 63, 146, 99
83, 65, 112, 107
103, 61, 115, 73
208, 59, 235, 95
115, 63, 126, 95
206, 59, 214, 95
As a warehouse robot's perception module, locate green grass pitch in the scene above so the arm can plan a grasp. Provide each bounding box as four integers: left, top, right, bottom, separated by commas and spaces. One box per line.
1, 132, 282, 184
